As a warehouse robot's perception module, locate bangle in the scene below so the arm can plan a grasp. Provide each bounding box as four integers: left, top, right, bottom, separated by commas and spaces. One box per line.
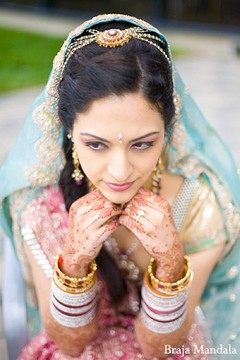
148, 255, 193, 295
50, 254, 98, 327
143, 271, 188, 305
54, 254, 97, 292
53, 272, 96, 294
140, 272, 188, 334
50, 276, 98, 327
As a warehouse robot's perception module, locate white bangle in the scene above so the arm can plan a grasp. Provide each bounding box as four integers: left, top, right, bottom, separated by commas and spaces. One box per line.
50, 277, 98, 327
51, 278, 97, 306
140, 275, 188, 334
51, 293, 97, 315
140, 307, 187, 334
141, 299, 187, 322
142, 279, 188, 308
50, 301, 97, 328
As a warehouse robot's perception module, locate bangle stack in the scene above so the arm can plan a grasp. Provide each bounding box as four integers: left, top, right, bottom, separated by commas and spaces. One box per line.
140, 255, 193, 334
148, 256, 193, 295
50, 254, 98, 328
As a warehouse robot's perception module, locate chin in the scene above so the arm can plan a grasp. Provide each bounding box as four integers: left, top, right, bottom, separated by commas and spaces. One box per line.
101, 188, 137, 205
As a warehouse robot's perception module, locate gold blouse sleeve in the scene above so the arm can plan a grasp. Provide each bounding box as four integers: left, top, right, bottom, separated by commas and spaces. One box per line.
179, 177, 227, 254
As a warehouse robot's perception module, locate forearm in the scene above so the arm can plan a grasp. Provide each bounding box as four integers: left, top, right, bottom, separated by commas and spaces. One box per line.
47, 253, 99, 356
26, 246, 99, 357
36, 272, 99, 357
44, 309, 98, 357
134, 309, 193, 359
135, 255, 193, 359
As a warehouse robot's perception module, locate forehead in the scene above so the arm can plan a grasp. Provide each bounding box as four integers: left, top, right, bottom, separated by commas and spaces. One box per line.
74, 93, 164, 136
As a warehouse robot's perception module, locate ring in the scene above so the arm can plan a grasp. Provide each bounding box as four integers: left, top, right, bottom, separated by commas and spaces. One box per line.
136, 209, 145, 223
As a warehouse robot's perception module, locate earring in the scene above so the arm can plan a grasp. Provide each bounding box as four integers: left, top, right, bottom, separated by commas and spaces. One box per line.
71, 144, 84, 185
151, 158, 164, 195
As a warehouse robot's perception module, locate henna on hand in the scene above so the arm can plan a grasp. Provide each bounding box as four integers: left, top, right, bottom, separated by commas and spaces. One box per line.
119, 187, 184, 282
62, 189, 122, 277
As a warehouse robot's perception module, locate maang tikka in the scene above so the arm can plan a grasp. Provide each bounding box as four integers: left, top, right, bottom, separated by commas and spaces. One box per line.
68, 134, 84, 185
62, 27, 171, 77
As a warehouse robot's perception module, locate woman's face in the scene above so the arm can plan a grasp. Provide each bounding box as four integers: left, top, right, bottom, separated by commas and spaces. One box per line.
72, 93, 165, 204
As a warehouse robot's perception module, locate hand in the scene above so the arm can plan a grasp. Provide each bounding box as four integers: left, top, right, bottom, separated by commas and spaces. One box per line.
119, 188, 184, 282
62, 189, 122, 276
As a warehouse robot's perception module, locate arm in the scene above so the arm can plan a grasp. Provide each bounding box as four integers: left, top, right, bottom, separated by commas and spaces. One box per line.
134, 244, 224, 359
24, 245, 98, 357
119, 187, 225, 359
22, 188, 121, 357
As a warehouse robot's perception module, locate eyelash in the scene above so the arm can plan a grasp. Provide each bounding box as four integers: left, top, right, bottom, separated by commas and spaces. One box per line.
85, 142, 106, 151
133, 141, 155, 150
85, 141, 155, 151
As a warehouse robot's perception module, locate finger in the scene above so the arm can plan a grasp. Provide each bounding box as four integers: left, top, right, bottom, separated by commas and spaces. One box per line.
118, 214, 158, 255
129, 187, 172, 217
75, 194, 121, 219
98, 219, 120, 243
119, 201, 174, 240
119, 215, 157, 244
119, 214, 146, 236
83, 219, 120, 256
69, 188, 105, 213
120, 198, 157, 225
76, 203, 122, 231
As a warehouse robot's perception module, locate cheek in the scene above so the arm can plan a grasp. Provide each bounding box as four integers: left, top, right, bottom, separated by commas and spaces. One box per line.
133, 151, 162, 184
73, 145, 92, 172
77, 150, 103, 182
144, 147, 164, 175
78, 155, 94, 175
146, 143, 163, 169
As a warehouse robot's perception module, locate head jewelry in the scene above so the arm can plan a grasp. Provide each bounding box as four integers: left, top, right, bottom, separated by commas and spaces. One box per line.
63, 27, 171, 76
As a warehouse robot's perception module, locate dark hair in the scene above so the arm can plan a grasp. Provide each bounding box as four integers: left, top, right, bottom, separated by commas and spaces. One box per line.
58, 21, 175, 304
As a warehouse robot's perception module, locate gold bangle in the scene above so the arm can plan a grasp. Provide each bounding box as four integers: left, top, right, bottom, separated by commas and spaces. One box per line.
144, 271, 171, 297
53, 254, 97, 290
148, 256, 193, 295
53, 272, 97, 294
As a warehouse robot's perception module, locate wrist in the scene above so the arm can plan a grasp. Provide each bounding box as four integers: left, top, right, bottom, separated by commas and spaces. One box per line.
61, 252, 93, 277
50, 253, 98, 328
140, 271, 189, 335
155, 258, 185, 283
60, 253, 94, 278
148, 256, 193, 296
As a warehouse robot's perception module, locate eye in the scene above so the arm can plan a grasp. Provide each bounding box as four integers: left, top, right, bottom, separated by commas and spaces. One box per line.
132, 141, 155, 150
85, 142, 107, 151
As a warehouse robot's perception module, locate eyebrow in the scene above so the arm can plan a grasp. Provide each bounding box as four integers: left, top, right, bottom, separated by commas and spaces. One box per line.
80, 131, 160, 143
131, 131, 160, 142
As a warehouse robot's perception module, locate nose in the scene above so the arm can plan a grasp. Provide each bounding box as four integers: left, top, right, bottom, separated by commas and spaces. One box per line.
107, 151, 133, 182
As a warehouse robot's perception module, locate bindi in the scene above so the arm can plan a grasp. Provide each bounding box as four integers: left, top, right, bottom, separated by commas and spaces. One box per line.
117, 132, 124, 144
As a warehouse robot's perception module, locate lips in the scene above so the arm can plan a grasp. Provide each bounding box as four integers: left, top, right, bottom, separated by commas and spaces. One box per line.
106, 181, 134, 192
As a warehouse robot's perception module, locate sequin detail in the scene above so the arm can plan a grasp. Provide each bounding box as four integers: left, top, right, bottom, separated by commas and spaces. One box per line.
172, 178, 200, 232
26, 101, 63, 187
169, 121, 240, 254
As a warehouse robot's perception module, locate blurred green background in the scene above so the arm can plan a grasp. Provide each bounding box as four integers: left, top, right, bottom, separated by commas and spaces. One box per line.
0, 26, 188, 94
0, 27, 64, 92
0, 0, 239, 93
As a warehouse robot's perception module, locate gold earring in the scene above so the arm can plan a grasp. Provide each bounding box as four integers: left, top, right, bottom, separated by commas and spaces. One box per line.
151, 158, 164, 195
72, 144, 84, 185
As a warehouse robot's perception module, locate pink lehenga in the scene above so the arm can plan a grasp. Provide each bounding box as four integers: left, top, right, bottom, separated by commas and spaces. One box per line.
17, 186, 214, 360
